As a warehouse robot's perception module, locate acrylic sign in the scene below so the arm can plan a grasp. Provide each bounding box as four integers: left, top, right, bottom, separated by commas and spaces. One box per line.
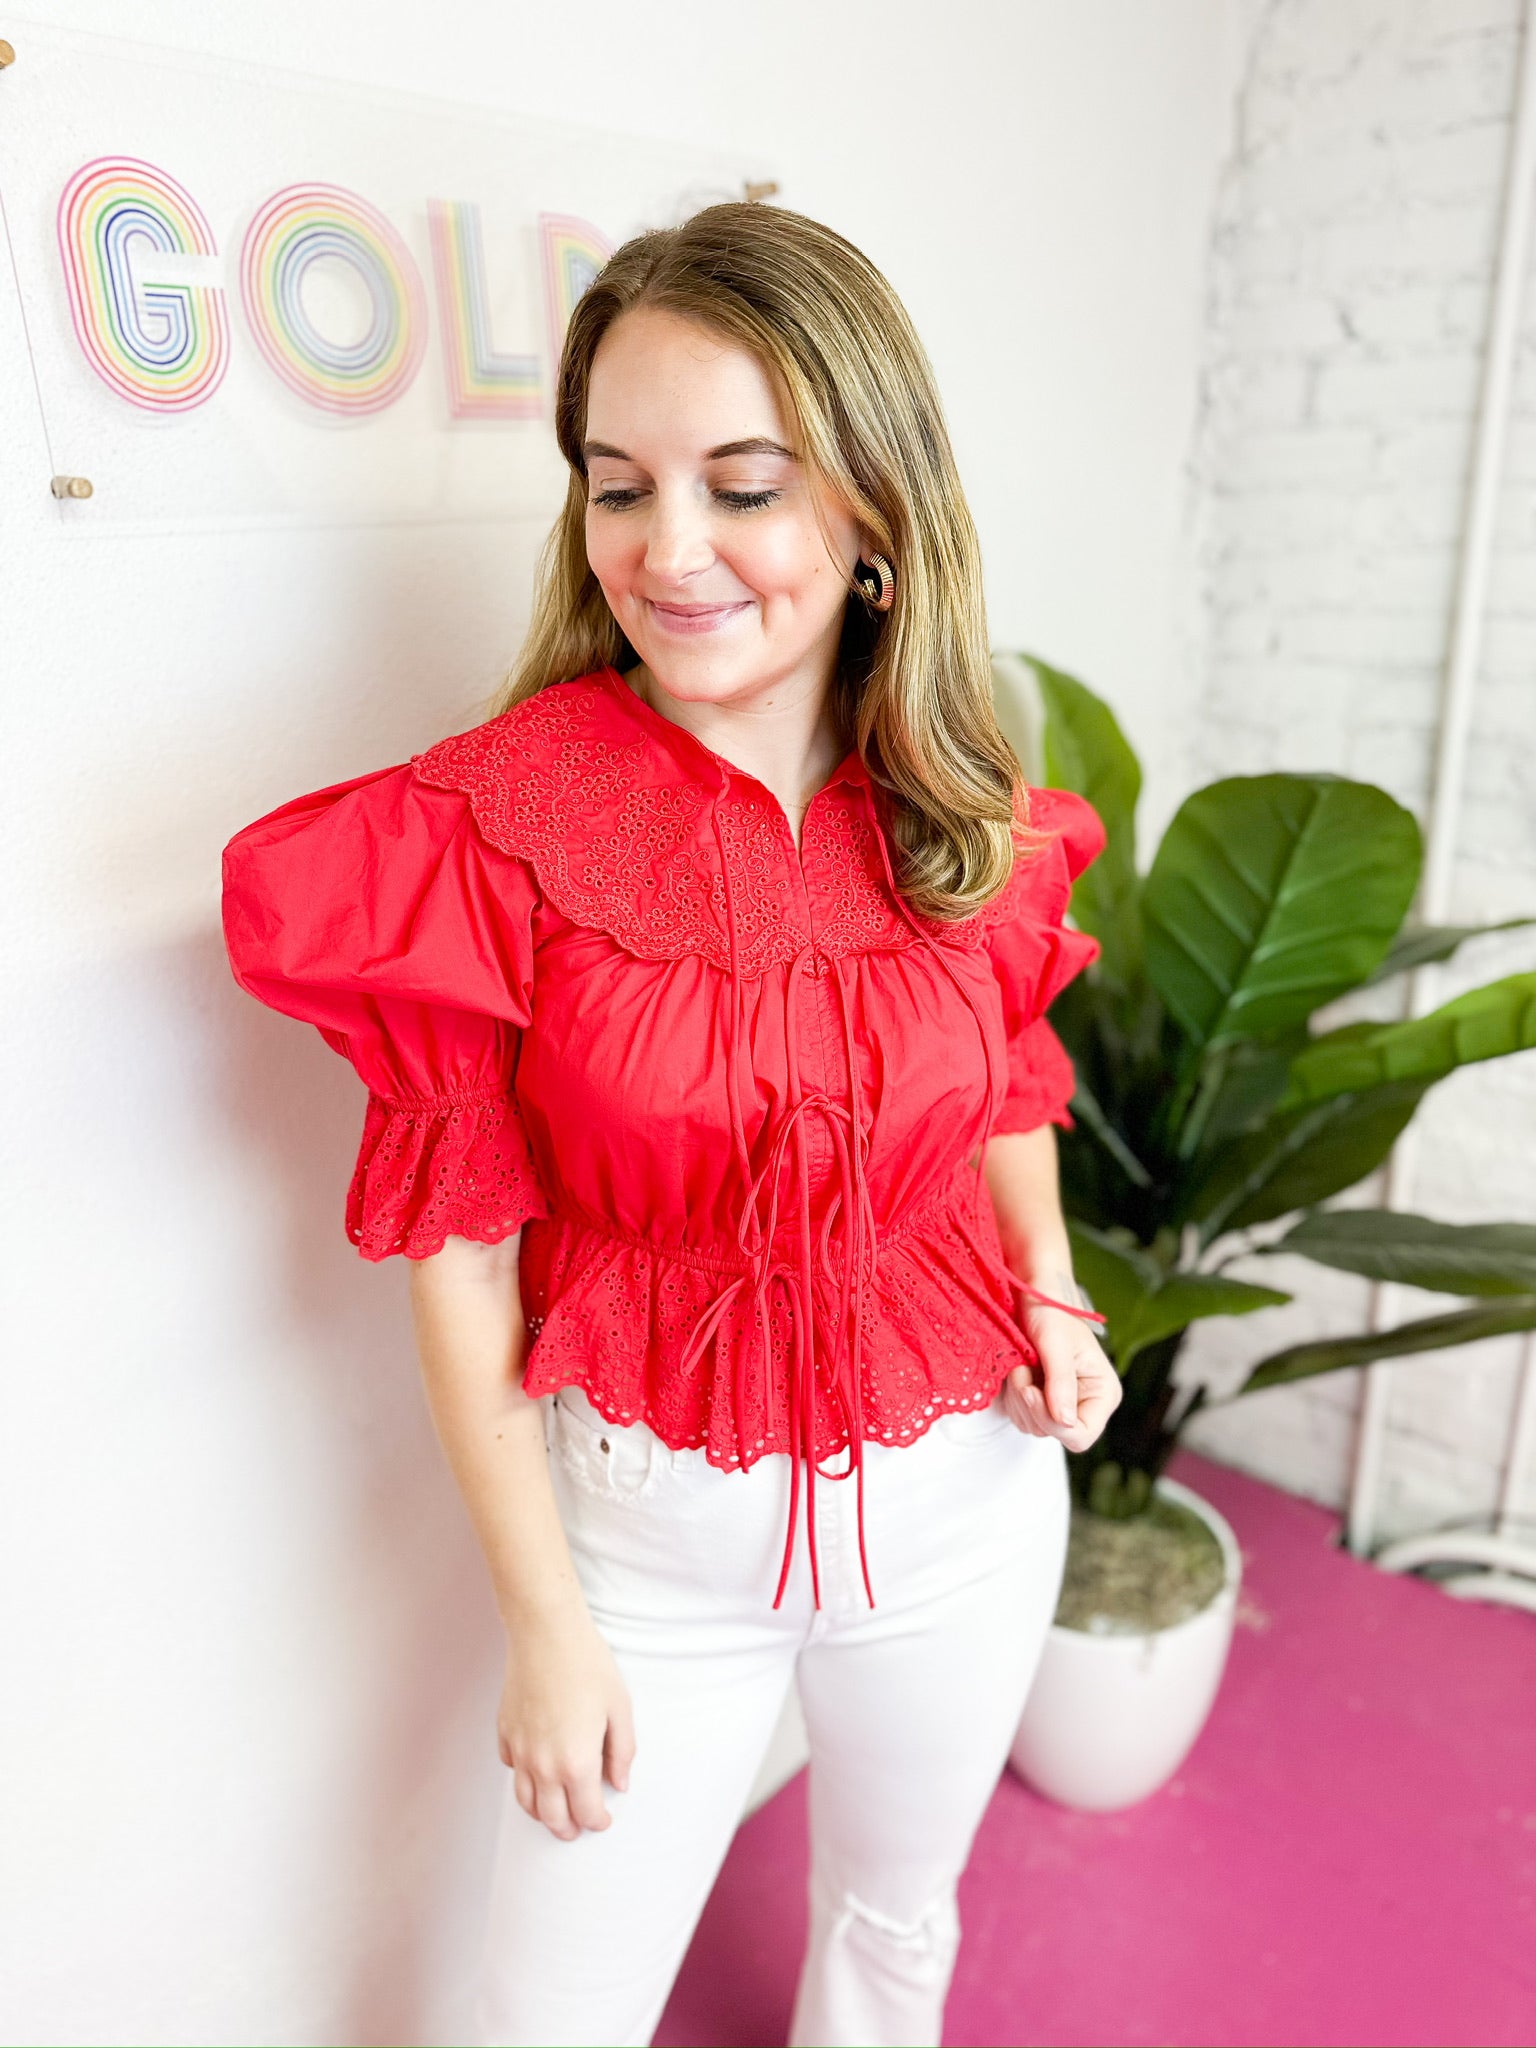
56, 155, 611, 419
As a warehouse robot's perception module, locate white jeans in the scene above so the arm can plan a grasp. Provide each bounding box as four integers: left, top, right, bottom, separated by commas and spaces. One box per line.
473, 1381, 1070, 2048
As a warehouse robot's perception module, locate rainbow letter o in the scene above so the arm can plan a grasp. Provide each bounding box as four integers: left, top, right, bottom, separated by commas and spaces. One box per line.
240, 183, 427, 415
57, 156, 229, 412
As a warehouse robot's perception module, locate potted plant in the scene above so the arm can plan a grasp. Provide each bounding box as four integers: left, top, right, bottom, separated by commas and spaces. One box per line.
999, 656, 1536, 1812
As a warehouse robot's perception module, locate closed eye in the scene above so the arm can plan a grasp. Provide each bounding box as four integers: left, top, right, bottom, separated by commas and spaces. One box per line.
590, 487, 782, 512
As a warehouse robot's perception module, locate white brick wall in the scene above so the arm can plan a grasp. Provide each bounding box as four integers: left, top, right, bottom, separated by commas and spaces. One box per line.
1176, 0, 1536, 1544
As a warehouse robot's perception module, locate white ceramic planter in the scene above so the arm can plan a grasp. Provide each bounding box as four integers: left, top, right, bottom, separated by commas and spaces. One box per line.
1008, 1476, 1242, 1812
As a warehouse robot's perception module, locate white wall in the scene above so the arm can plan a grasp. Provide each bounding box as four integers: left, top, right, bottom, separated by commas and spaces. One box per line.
1, 6, 1243, 2042
1176, 0, 1536, 1542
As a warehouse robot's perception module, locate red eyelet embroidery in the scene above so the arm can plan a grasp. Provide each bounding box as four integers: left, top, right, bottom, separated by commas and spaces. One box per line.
345, 1087, 549, 1262
410, 677, 1022, 970
515, 1160, 1041, 1471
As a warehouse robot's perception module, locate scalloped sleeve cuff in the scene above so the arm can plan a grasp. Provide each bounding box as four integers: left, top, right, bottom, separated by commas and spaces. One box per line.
345, 1084, 551, 1262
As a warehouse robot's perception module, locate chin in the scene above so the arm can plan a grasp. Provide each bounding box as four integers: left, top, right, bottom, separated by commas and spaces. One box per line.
638, 643, 774, 700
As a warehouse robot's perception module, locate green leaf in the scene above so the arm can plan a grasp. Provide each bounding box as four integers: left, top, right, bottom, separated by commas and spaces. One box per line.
1181, 1080, 1427, 1243
1117, 1272, 1292, 1368
1195, 1028, 1311, 1150
1365, 918, 1535, 985
1066, 1221, 1160, 1333
1281, 973, 1536, 1107
1067, 1221, 1289, 1371
1143, 775, 1421, 1060
1029, 657, 1143, 989
1274, 1210, 1536, 1297
1241, 1297, 1536, 1391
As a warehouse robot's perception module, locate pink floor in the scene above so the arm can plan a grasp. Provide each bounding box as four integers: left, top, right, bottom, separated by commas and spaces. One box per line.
654, 1448, 1536, 2048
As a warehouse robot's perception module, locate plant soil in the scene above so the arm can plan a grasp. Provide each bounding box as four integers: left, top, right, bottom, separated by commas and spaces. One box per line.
1054, 1496, 1227, 1634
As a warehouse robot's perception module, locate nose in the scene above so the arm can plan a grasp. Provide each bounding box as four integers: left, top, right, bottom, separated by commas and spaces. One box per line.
642, 486, 716, 584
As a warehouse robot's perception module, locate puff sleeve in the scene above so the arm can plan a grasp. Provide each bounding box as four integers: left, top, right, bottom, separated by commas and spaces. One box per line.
221, 760, 552, 1261
985, 785, 1106, 1136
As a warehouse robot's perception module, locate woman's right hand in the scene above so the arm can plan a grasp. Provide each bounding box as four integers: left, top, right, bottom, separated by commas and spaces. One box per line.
498, 1608, 637, 1841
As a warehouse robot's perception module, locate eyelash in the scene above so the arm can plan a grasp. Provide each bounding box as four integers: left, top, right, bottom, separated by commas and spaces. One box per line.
590, 488, 781, 513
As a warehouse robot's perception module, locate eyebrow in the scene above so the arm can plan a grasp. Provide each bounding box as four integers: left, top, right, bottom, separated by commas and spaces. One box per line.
582, 436, 800, 462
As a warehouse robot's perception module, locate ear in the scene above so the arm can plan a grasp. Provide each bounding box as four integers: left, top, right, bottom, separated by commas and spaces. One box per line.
810, 478, 867, 575
843, 539, 878, 593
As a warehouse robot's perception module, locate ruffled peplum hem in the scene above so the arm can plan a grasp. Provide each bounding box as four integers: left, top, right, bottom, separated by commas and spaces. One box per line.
516, 1163, 1041, 1470
346, 1086, 551, 1262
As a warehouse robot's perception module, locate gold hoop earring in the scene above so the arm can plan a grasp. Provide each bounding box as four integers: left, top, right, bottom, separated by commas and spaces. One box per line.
854, 553, 895, 613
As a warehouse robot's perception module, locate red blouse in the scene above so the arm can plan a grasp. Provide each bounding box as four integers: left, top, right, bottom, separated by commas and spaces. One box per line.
222, 664, 1104, 1611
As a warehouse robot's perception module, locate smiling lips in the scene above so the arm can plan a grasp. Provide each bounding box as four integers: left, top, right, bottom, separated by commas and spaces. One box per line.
648, 599, 752, 635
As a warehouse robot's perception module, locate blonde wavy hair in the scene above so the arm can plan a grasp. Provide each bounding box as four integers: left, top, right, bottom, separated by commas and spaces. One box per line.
489, 200, 1034, 920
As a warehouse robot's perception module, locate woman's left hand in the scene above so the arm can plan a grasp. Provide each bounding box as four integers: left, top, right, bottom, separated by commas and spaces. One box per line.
1004, 1294, 1122, 1454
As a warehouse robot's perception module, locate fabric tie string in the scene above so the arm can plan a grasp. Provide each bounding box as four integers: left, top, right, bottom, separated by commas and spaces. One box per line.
677, 765, 1102, 1614
681, 772, 876, 1610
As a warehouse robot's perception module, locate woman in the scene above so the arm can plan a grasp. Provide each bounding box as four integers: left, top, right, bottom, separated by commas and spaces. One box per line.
222, 201, 1120, 2048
